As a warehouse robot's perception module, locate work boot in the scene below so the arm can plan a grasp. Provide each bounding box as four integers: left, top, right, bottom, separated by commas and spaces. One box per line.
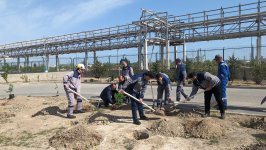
220, 113, 225, 119
140, 115, 149, 120
202, 113, 210, 118
133, 120, 141, 125
76, 109, 85, 114
67, 114, 76, 119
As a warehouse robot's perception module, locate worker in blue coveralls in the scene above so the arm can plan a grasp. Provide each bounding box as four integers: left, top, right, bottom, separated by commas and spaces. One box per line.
214, 55, 230, 109
155, 72, 172, 106
175, 58, 188, 102
121, 60, 134, 80
120, 71, 154, 125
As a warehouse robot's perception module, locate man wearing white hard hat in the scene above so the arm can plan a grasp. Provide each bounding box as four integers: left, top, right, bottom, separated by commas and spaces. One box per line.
63, 64, 86, 119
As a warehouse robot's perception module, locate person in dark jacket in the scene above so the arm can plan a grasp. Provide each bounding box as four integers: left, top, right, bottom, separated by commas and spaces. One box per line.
214, 55, 230, 109
121, 60, 134, 79
175, 58, 188, 101
121, 71, 154, 125
100, 83, 117, 107
155, 72, 172, 106
187, 72, 225, 119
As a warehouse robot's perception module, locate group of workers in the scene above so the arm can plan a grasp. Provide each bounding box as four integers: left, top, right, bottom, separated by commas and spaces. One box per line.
63, 54, 230, 125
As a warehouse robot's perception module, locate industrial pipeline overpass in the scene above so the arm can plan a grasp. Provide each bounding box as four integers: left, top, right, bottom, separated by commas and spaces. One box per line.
0, 0, 265, 72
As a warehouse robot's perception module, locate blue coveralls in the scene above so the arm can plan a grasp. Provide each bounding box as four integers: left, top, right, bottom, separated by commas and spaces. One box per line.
124, 74, 148, 123
175, 63, 188, 101
217, 61, 230, 108
157, 73, 172, 105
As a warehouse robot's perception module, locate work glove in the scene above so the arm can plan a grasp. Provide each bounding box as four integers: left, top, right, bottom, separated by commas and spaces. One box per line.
64, 84, 69, 89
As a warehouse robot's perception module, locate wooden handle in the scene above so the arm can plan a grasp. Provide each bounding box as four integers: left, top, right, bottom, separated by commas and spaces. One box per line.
67, 87, 90, 102
123, 91, 155, 112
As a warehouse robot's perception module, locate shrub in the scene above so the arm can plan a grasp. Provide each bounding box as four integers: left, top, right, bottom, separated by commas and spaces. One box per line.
251, 63, 265, 84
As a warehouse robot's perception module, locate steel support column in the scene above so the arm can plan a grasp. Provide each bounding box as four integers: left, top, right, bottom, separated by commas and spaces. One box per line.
17, 57, 20, 73
256, 36, 262, 61
174, 46, 177, 61
56, 55, 59, 72
166, 40, 170, 70
93, 51, 96, 64
160, 45, 164, 66
183, 42, 187, 62
84, 50, 88, 71
138, 46, 143, 70
45, 55, 49, 72
143, 39, 148, 70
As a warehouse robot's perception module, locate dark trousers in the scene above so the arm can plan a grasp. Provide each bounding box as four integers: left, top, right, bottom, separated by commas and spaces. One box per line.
130, 92, 144, 122
101, 98, 115, 107
204, 83, 225, 114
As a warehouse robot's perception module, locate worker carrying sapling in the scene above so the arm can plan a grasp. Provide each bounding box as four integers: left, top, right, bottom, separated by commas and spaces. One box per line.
63, 64, 86, 119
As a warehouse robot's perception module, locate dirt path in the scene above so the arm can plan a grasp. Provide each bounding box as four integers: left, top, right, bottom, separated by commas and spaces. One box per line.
0, 96, 265, 150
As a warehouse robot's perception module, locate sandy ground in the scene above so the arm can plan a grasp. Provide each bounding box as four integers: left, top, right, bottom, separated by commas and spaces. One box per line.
0, 96, 265, 150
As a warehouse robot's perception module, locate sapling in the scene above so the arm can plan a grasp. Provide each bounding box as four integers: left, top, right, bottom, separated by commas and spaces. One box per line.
6, 84, 15, 99
114, 93, 126, 106
54, 82, 59, 96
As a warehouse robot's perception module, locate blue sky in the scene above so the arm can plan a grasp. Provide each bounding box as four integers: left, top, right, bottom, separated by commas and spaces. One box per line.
0, 0, 265, 63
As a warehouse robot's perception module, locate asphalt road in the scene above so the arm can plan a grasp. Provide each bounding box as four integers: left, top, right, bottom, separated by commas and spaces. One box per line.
0, 82, 265, 116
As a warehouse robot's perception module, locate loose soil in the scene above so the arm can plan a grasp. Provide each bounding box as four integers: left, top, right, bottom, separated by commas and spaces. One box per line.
0, 96, 265, 150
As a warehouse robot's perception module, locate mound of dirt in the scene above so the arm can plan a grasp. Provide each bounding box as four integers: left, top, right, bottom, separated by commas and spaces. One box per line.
148, 119, 185, 137
0, 112, 15, 118
154, 109, 165, 116
133, 130, 149, 140
184, 119, 225, 139
94, 116, 110, 125
238, 142, 266, 150
176, 109, 202, 118
49, 125, 103, 149
240, 117, 266, 131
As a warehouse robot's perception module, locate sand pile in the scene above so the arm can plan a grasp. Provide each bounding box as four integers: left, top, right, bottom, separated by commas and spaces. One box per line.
240, 117, 266, 131
184, 119, 225, 139
176, 109, 202, 118
0, 112, 15, 118
238, 142, 266, 150
148, 119, 185, 137
49, 125, 103, 150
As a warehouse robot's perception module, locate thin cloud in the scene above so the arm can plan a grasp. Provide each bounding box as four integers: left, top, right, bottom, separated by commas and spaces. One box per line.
51, 0, 133, 27
0, 0, 133, 44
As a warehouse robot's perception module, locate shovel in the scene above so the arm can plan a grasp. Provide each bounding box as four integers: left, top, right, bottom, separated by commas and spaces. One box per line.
121, 90, 155, 112
66, 87, 90, 102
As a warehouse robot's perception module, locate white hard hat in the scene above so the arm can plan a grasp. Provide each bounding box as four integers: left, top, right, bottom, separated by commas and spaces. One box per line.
76, 64, 85, 70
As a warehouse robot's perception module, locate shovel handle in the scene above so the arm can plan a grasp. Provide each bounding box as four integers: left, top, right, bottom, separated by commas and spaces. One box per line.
66, 87, 90, 102
122, 91, 155, 112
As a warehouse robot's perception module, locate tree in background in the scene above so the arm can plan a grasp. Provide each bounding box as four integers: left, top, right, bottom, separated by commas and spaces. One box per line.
91, 59, 107, 79
1, 64, 9, 83
250, 60, 266, 84
228, 54, 241, 82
